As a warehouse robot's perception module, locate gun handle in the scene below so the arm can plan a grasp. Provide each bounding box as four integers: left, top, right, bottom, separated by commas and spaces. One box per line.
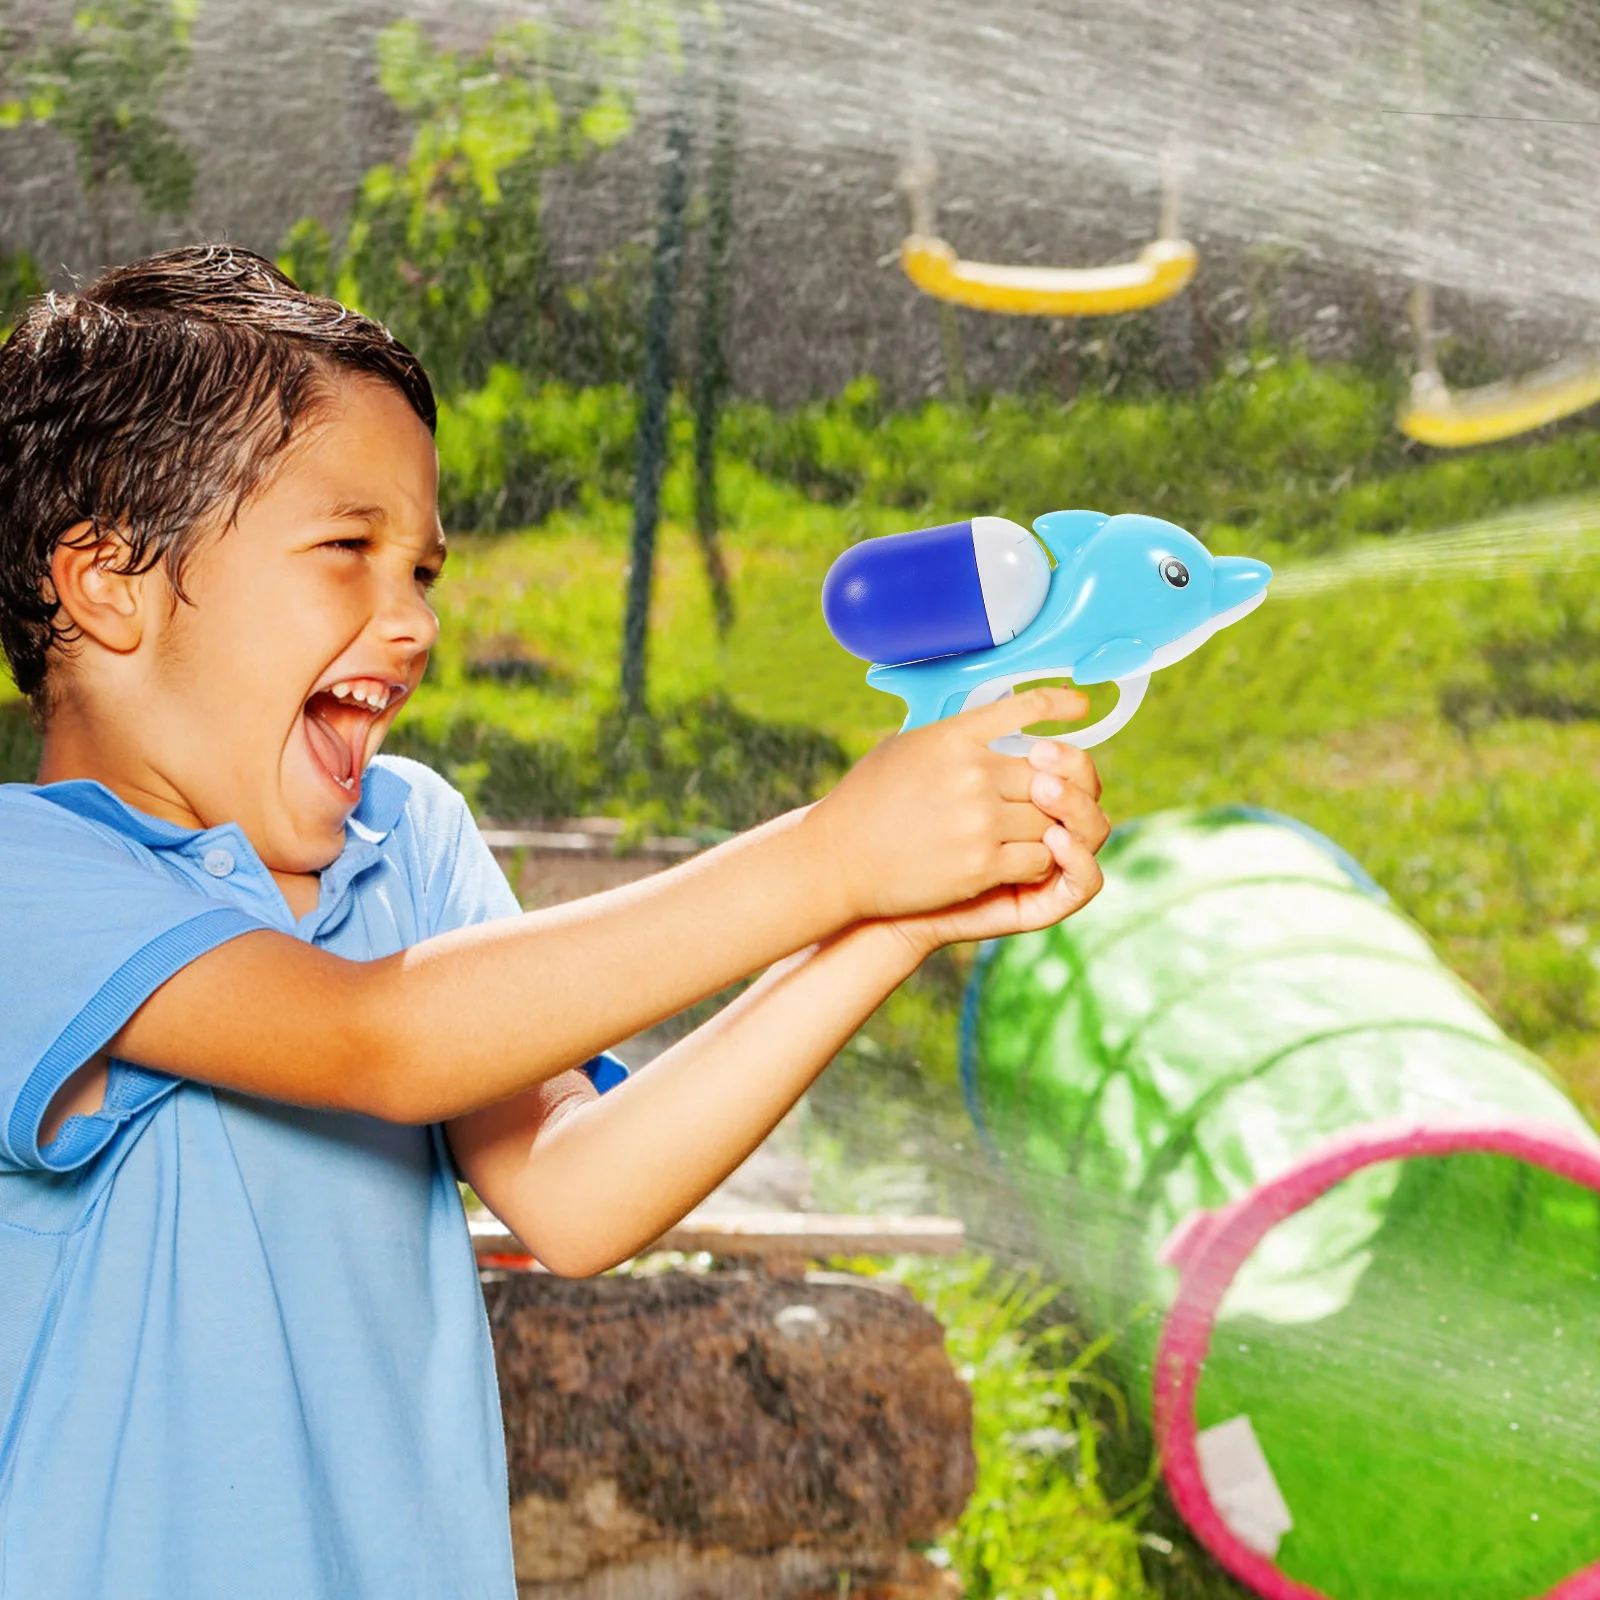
969, 672, 1151, 755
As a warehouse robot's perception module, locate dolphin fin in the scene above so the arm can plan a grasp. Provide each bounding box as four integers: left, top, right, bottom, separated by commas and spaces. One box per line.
1032, 509, 1109, 565
1073, 637, 1152, 684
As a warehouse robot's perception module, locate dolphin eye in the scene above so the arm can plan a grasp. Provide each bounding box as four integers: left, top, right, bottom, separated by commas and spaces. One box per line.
1161, 557, 1190, 589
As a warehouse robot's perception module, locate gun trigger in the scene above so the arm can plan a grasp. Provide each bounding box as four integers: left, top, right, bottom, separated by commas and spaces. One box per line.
987, 672, 1152, 755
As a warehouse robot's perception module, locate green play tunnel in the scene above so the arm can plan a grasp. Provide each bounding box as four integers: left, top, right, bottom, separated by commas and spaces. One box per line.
963, 807, 1600, 1600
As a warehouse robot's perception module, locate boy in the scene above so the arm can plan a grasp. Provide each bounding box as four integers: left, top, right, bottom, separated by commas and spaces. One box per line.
0, 245, 1108, 1599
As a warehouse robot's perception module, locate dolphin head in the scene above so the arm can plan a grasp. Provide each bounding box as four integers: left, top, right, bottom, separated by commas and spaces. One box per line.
1030, 511, 1272, 682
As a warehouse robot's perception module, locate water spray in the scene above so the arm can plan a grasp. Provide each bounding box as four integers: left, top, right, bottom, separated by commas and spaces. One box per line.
1273, 496, 1600, 599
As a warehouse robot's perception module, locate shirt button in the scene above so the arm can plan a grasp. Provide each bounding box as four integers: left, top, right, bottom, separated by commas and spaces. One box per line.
202, 847, 235, 878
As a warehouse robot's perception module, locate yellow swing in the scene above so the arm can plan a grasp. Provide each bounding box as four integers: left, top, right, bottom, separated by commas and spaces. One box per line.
897, 150, 1198, 318
1399, 286, 1600, 448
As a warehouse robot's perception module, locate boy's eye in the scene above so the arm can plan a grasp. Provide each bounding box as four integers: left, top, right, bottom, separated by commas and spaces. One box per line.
416, 565, 443, 591
322, 537, 370, 554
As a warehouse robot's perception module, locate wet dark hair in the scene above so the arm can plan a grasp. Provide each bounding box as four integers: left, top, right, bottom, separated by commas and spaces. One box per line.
0, 243, 436, 706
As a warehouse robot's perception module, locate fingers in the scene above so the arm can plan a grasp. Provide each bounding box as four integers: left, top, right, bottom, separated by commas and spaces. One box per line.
996, 840, 1057, 883
995, 798, 1057, 843
964, 684, 1089, 743
992, 741, 1102, 804
1044, 826, 1105, 903
1029, 770, 1111, 851
997, 831, 1106, 900
987, 744, 1108, 855
1021, 844, 1105, 925
1028, 736, 1102, 801
990, 748, 1108, 847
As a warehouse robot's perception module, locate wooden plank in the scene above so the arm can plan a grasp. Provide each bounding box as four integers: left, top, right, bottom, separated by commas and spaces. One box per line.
470, 1210, 965, 1263
480, 826, 700, 858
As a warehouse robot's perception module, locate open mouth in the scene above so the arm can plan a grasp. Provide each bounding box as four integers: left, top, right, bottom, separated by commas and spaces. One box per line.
302, 677, 407, 797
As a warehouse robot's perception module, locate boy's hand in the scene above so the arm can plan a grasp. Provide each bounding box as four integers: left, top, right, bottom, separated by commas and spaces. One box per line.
889, 736, 1109, 955
802, 686, 1108, 922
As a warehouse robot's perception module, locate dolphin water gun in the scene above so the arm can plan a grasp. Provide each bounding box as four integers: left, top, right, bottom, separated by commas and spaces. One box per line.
822, 511, 1271, 753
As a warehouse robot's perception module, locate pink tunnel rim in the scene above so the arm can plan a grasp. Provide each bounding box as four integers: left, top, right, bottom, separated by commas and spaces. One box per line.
1152, 1116, 1600, 1600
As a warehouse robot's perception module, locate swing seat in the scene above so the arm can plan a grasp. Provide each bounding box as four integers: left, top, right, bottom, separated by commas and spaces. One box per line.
899, 232, 1198, 317
1399, 357, 1600, 449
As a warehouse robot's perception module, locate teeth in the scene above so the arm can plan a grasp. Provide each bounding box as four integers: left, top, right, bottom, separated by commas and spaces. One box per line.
325, 679, 394, 712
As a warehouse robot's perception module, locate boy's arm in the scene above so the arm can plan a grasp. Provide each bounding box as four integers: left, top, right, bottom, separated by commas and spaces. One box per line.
450, 813, 1108, 1278
112, 689, 1103, 1124
448, 922, 923, 1277
114, 808, 839, 1122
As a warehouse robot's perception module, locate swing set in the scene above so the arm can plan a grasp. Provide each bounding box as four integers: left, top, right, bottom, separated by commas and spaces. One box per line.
897, 152, 1196, 320
1398, 285, 1600, 449
898, 133, 1600, 449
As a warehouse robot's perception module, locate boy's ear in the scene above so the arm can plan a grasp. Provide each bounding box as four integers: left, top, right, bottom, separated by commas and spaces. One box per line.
50, 523, 151, 656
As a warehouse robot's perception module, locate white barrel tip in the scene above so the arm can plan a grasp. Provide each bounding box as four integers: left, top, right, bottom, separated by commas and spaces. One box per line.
971, 516, 1052, 645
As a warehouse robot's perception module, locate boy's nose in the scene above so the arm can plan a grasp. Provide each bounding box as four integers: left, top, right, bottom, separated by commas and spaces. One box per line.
379, 580, 441, 652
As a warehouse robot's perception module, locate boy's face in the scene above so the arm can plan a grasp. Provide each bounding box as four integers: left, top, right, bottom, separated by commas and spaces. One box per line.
127, 376, 445, 875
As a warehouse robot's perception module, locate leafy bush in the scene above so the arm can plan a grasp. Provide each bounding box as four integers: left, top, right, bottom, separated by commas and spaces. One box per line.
389, 692, 846, 832
717, 363, 1408, 534
721, 360, 1600, 555
280, 16, 647, 396
880, 1257, 1152, 1600
437, 369, 636, 532
0, 0, 199, 254
433, 358, 1600, 557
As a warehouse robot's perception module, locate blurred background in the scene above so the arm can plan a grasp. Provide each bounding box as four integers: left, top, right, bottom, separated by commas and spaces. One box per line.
4, 2, 1600, 1593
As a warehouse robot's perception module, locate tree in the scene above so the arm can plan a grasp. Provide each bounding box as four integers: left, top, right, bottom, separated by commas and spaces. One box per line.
281, 16, 640, 398
623, 5, 746, 711
0, 0, 200, 268
621, 50, 697, 715
689, 23, 738, 638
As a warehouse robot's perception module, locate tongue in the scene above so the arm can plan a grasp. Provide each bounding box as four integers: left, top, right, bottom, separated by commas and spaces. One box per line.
305, 695, 366, 787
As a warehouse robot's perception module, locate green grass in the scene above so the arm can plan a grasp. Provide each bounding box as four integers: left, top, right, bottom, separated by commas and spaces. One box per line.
865, 1255, 1155, 1600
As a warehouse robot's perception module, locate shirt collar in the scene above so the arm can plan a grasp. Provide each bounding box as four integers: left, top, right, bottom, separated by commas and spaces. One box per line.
29, 759, 413, 851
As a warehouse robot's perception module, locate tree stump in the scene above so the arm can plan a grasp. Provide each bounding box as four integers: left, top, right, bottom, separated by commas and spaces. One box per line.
485, 1269, 974, 1599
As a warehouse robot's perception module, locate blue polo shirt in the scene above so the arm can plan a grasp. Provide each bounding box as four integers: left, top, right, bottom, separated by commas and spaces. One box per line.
0, 756, 545, 1600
